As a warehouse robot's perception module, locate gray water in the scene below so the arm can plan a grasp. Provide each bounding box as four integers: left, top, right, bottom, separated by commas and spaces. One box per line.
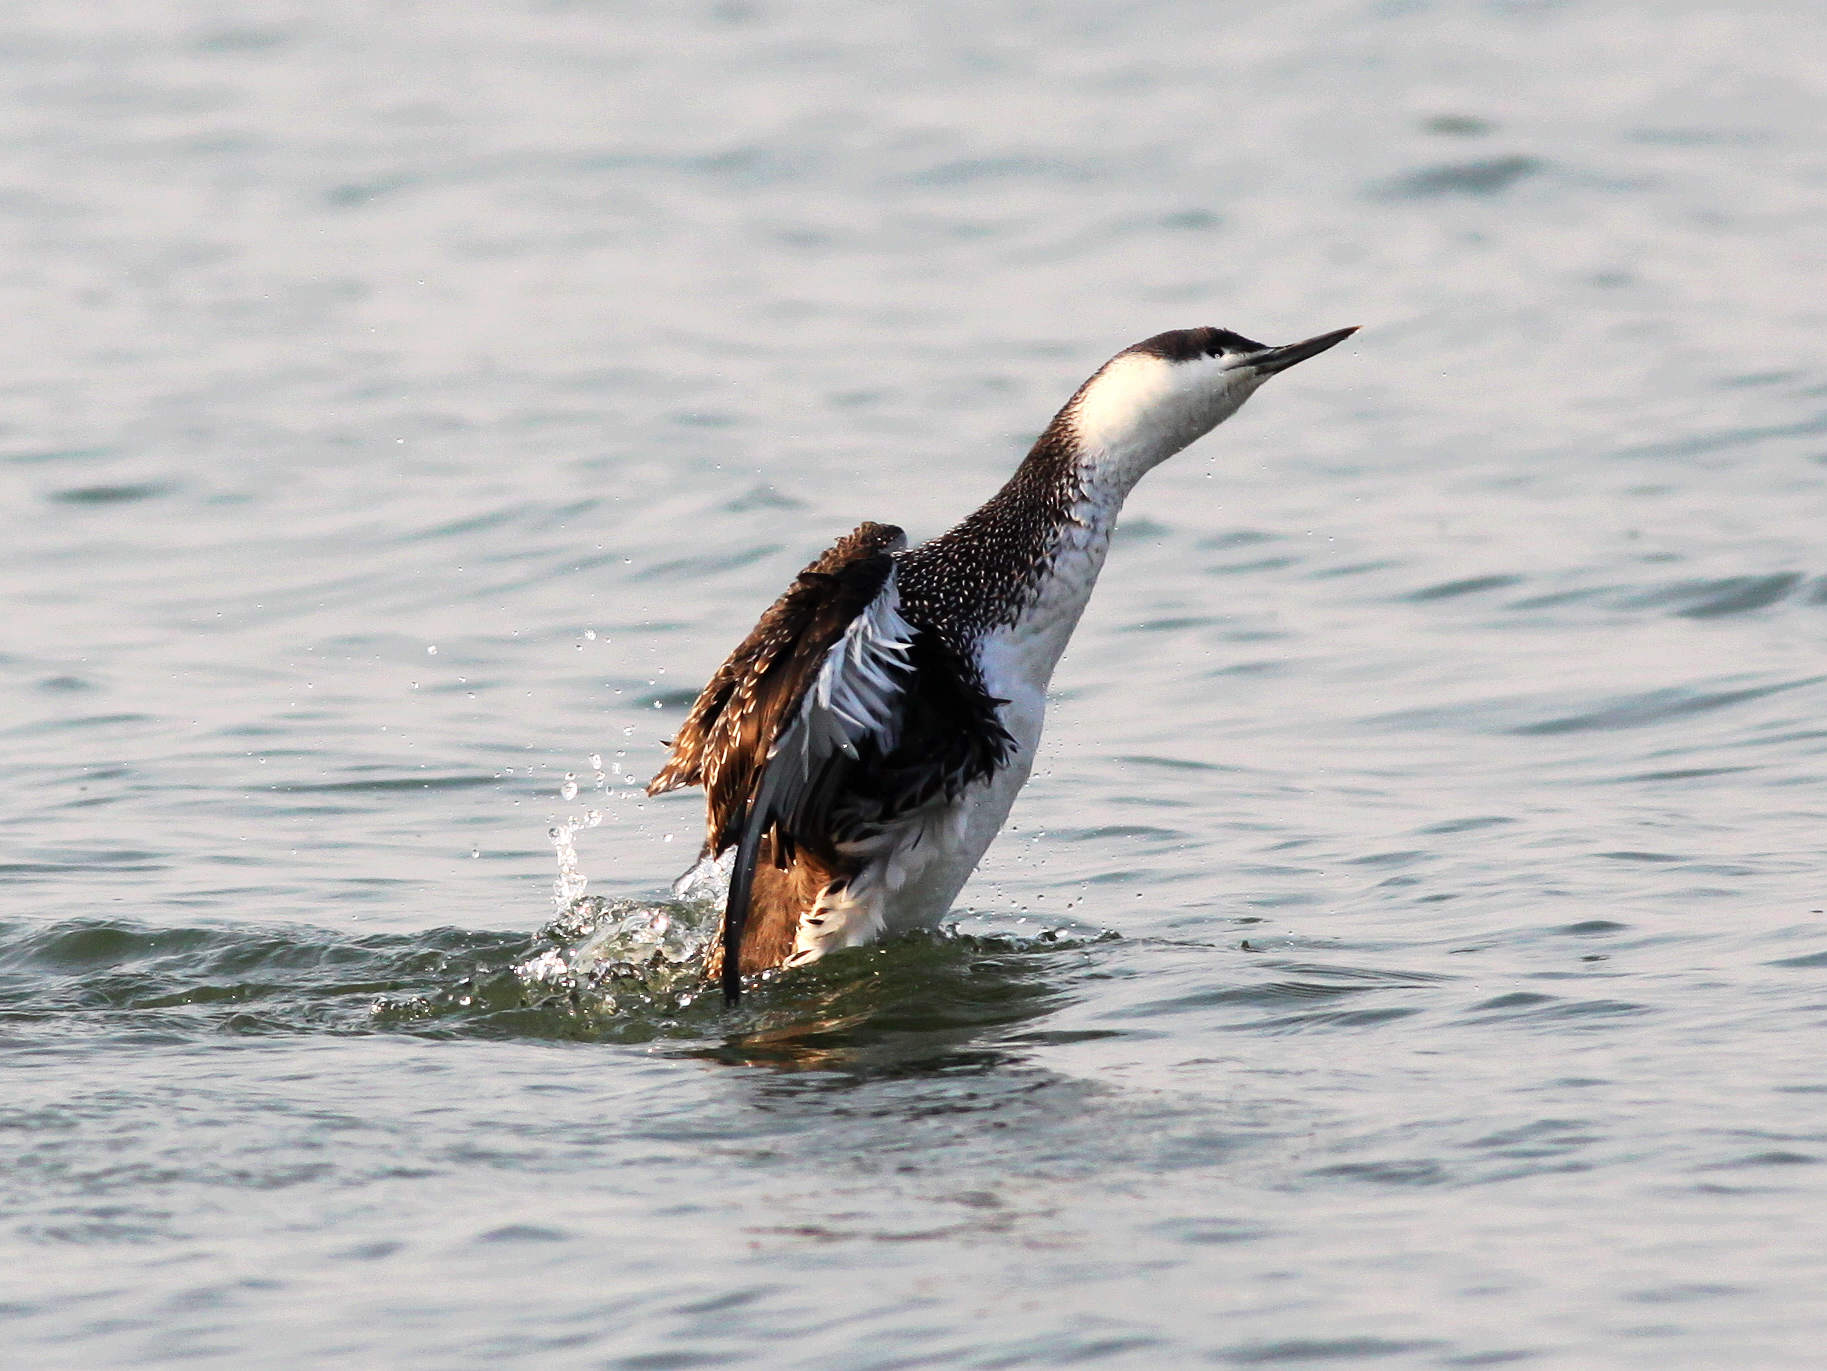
4, 2, 1827, 1366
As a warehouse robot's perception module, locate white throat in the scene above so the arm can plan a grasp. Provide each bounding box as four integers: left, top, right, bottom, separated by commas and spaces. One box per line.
1067, 350, 1268, 504
974, 349, 1271, 692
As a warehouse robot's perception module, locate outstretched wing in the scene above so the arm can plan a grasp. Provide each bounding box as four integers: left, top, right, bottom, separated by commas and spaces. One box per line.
648, 521, 911, 849
649, 521, 1014, 1003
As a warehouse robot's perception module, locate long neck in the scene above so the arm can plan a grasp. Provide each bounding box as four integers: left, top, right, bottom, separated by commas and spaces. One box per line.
896, 408, 1120, 647
896, 345, 1263, 682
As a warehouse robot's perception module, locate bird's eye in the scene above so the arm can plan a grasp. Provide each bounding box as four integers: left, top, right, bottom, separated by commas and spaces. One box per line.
1201, 328, 1264, 359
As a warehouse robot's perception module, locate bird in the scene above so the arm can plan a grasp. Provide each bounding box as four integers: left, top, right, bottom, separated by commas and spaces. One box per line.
649, 324, 1357, 1004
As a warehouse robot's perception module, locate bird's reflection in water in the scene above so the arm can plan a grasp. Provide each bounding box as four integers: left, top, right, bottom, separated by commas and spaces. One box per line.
391, 895, 1110, 1064
684, 929, 1100, 1077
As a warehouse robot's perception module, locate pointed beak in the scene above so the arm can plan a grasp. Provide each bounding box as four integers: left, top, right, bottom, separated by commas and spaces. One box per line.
1246, 326, 1358, 376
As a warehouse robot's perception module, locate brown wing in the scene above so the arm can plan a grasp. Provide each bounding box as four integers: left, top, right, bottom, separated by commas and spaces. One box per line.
648, 521, 907, 854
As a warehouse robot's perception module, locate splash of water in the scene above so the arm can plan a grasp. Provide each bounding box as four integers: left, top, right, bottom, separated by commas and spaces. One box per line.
546, 752, 630, 909
518, 759, 724, 1014
549, 804, 602, 910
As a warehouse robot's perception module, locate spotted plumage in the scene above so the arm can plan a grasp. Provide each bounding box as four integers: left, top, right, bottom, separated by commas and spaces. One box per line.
649, 323, 1357, 1002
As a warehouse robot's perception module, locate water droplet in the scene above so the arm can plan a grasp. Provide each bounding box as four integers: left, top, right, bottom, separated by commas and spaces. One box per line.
560, 774, 579, 801
622, 726, 635, 737
426, 645, 438, 655
588, 753, 602, 770
585, 629, 597, 641
470, 847, 480, 859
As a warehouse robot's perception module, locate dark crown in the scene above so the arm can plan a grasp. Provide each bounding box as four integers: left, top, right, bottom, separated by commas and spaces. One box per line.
1121, 327, 1264, 363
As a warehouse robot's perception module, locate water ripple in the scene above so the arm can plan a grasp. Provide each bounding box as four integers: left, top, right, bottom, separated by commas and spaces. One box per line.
1511, 676, 1825, 736
1376, 154, 1543, 198
1630, 572, 1809, 618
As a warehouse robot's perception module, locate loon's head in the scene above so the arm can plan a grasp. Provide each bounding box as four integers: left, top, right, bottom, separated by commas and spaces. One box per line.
1063, 324, 1357, 493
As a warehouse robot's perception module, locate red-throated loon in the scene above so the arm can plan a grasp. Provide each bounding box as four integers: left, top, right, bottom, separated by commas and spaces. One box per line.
649, 324, 1357, 1003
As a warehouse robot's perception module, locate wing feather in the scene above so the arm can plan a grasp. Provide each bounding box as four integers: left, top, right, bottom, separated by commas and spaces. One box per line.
647, 522, 907, 848
717, 562, 918, 1002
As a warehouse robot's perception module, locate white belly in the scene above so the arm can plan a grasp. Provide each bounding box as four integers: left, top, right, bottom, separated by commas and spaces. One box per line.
787, 570, 1096, 965
787, 719, 1040, 963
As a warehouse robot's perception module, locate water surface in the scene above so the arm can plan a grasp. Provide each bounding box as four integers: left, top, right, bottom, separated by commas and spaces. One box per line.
4, 2, 1827, 1366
